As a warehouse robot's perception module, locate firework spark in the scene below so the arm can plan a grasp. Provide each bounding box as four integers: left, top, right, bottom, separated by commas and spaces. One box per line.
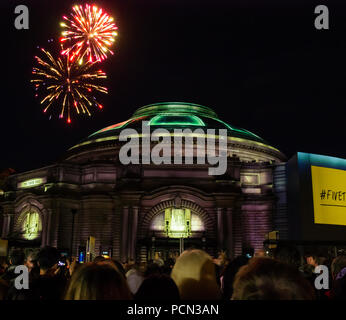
60, 4, 118, 63
31, 48, 107, 123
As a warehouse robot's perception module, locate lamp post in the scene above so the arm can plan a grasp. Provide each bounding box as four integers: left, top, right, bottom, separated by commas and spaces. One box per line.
70, 209, 77, 256
179, 237, 184, 255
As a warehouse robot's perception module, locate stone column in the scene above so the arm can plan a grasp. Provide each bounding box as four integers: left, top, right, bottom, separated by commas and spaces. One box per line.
225, 208, 233, 259
51, 202, 60, 248
241, 202, 273, 253
7, 215, 12, 237
45, 210, 52, 246
41, 213, 47, 247
7, 214, 14, 237
111, 204, 121, 260
1, 215, 9, 238
217, 208, 224, 250
121, 206, 129, 263
129, 206, 139, 260
1, 215, 6, 238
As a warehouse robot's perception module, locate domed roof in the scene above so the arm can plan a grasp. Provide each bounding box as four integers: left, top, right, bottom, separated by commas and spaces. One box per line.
66, 102, 285, 162
78, 102, 264, 142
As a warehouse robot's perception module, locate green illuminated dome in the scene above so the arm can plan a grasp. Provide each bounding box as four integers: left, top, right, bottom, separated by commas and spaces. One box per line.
87, 102, 264, 142
65, 102, 286, 163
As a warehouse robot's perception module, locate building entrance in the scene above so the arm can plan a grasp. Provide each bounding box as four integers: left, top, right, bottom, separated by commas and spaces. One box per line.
140, 205, 216, 261
140, 236, 214, 261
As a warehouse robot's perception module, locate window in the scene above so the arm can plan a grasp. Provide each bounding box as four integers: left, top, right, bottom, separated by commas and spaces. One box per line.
150, 208, 205, 238
240, 173, 259, 185
22, 211, 41, 240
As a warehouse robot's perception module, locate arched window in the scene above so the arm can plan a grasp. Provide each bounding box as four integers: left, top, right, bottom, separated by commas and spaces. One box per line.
150, 208, 205, 238
22, 210, 41, 240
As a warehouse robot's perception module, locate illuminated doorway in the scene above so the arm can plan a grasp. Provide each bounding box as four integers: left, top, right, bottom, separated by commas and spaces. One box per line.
145, 207, 206, 260
22, 210, 41, 240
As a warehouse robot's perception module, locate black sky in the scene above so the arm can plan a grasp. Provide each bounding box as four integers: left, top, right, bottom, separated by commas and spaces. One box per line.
0, 0, 345, 173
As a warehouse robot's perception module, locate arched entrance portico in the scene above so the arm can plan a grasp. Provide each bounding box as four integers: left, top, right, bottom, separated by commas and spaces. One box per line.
137, 195, 216, 261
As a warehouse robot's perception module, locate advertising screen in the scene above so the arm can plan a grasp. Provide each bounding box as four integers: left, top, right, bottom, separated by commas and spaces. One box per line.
311, 166, 346, 226
287, 152, 346, 242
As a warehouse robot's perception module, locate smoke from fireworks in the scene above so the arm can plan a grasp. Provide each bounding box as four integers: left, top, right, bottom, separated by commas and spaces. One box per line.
60, 4, 118, 63
31, 48, 108, 123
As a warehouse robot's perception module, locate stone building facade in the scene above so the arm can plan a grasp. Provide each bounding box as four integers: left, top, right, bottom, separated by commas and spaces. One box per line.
0, 102, 286, 261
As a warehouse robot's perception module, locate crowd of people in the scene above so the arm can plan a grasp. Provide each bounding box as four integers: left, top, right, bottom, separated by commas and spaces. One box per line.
0, 245, 346, 300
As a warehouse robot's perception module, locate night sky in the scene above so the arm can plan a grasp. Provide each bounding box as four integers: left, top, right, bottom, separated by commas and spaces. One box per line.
1, 0, 345, 173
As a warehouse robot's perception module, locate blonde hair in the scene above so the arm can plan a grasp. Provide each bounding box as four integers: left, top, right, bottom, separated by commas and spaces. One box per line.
171, 249, 221, 300
64, 262, 132, 300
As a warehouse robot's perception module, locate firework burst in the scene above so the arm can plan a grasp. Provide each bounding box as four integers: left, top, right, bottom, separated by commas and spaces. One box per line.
60, 4, 118, 63
31, 48, 108, 123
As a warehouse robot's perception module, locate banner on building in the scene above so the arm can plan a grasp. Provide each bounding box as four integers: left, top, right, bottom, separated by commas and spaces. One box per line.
311, 165, 346, 226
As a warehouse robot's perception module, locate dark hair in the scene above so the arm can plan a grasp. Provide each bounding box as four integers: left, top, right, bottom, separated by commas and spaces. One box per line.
95, 258, 126, 278
305, 250, 329, 266
36, 246, 60, 270
135, 274, 180, 301
222, 255, 249, 300
232, 257, 315, 300
331, 255, 346, 279
64, 262, 132, 300
93, 256, 107, 263
274, 245, 301, 269
24, 248, 38, 262
111, 259, 126, 278
144, 262, 163, 277
9, 249, 25, 265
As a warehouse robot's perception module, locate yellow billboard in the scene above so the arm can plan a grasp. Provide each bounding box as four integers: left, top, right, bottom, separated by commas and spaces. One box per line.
311, 165, 346, 226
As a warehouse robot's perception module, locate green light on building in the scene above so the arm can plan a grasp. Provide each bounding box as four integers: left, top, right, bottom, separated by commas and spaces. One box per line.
18, 178, 46, 189
165, 208, 191, 238
23, 211, 40, 240
89, 120, 131, 137
150, 114, 205, 127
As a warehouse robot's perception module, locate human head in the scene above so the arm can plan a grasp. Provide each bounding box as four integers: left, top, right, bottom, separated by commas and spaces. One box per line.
306, 255, 317, 267
331, 255, 346, 280
93, 255, 107, 263
214, 250, 227, 266
162, 258, 175, 274
36, 246, 60, 272
24, 248, 38, 271
145, 261, 163, 277
274, 245, 301, 269
222, 254, 251, 300
306, 252, 328, 268
64, 262, 132, 300
110, 259, 126, 278
135, 274, 180, 301
254, 249, 266, 257
97, 258, 126, 279
8, 248, 25, 266
232, 257, 315, 300
171, 249, 221, 300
